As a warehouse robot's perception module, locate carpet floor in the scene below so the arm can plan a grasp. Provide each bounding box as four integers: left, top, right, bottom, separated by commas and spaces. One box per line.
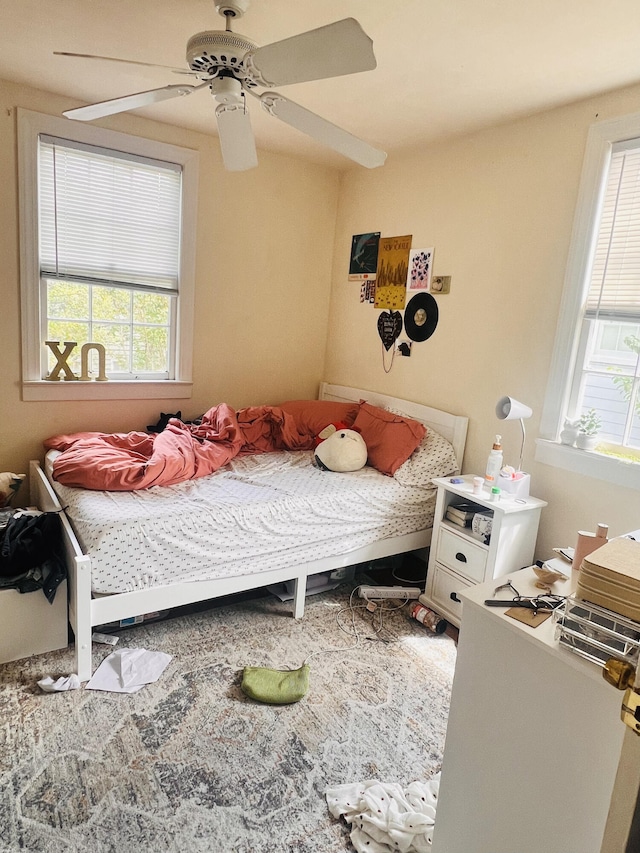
0, 582, 457, 852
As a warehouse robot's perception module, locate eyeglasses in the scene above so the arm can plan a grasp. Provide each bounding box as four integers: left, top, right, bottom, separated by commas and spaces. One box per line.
485, 580, 565, 616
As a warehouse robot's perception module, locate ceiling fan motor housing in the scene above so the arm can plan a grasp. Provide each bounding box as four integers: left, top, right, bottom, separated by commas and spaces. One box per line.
186, 30, 257, 79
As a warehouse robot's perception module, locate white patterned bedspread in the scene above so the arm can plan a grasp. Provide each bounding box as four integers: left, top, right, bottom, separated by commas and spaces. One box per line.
46, 440, 449, 595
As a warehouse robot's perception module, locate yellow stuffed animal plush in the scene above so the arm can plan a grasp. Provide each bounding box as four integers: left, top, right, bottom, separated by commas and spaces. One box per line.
0, 473, 26, 508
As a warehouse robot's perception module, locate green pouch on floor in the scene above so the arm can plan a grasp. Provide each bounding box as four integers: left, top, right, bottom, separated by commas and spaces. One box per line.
241, 664, 310, 704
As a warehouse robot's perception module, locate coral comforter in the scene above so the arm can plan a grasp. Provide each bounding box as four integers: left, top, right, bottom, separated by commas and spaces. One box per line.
44, 404, 315, 491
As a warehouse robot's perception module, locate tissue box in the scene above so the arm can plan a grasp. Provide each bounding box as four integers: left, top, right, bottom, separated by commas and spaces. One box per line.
577, 538, 640, 622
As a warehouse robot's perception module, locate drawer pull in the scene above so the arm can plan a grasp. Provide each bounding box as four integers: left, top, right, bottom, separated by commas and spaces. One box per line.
455, 552, 467, 563
450, 592, 461, 603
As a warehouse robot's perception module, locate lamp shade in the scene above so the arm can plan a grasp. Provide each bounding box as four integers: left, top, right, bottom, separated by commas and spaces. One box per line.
495, 396, 532, 421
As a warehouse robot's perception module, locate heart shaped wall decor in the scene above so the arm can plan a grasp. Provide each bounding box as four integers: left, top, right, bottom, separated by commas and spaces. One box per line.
377, 311, 403, 351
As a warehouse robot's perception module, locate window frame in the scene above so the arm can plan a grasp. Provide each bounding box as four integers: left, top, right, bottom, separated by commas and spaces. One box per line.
18, 108, 198, 401
536, 111, 640, 491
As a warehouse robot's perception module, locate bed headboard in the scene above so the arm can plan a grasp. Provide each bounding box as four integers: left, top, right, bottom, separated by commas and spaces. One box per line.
319, 382, 468, 471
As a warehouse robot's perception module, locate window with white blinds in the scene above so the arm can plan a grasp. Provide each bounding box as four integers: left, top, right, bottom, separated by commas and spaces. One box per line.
538, 113, 640, 487
567, 138, 640, 457
18, 108, 197, 400
585, 142, 640, 322
39, 136, 182, 292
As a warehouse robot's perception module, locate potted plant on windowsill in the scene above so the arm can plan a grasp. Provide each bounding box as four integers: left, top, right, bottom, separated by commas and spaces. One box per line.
576, 408, 602, 451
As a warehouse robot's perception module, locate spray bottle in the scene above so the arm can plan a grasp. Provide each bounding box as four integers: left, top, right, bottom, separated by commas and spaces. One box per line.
485, 435, 503, 488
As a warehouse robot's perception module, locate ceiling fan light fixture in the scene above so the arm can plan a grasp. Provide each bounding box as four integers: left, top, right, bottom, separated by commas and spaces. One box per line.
211, 75, 244, 104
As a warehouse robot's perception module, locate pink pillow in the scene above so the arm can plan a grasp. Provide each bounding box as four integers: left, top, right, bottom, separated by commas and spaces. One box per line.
352, 402, 427, 475
278, 400, 359, 437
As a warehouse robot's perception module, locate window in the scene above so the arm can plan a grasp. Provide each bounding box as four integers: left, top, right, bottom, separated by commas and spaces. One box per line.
18, 109, 198, 401
537, 112, 640, 490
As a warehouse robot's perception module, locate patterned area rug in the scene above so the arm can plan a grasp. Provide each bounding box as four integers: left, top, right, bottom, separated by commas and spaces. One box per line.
0, 583, 456, 852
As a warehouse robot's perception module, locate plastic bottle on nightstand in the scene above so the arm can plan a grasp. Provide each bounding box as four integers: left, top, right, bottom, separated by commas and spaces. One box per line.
485, 435, 503, 488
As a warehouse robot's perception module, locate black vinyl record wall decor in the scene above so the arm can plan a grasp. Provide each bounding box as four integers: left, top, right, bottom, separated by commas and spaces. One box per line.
404, 293, 439, 342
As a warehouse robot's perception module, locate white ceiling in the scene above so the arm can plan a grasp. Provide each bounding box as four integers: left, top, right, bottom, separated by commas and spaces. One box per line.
3, 0, 640, 169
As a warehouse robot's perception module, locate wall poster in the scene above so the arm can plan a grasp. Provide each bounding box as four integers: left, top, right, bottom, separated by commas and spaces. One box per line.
374, 235, 412, 310
348, 232, 380, 281
407, 247, 434, 292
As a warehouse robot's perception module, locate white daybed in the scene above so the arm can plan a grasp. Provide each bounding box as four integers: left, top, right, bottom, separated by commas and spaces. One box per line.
30, 383, 468, 681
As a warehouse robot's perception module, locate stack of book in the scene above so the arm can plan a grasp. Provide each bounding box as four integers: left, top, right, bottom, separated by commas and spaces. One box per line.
445, 501, 483, 528
577, 537, 640, 622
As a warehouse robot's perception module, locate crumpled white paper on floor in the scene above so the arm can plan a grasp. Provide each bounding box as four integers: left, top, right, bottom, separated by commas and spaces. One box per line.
326, 774, 440, 853
37, 674, 81, 693
85, 648, 172, 693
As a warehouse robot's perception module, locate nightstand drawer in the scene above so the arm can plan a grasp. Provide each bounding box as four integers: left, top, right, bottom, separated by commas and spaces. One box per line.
430, 565, 473, 622
436, 527, 487, 583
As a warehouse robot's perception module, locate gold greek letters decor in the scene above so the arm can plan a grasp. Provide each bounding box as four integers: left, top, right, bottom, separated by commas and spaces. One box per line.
79, 343, 108, 381
44, 341, 109, 382
44, 341, 78, 381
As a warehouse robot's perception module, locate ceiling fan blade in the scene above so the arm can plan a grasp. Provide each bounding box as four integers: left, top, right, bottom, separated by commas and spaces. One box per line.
258, 92, 386, 169
63, 83, 206, 121
245, 18, 376, 87
215, 102, 258, 171
54, 51, 198, 76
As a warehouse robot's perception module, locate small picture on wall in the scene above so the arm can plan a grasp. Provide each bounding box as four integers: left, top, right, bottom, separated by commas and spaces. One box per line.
407, 247, 434, 291
431, 275, 451, 294
360, 280, 376, 303
349, 232, 380, 280
374, 234, 412, 310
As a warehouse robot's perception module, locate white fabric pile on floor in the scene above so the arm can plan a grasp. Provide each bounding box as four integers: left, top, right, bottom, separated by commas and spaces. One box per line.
326, 774, 440, 853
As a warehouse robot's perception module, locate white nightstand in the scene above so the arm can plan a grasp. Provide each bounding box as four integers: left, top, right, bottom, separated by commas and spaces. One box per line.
423, 475, 547, 626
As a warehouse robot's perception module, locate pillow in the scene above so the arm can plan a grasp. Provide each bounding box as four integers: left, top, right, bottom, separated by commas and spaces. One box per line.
278, 400, 359, 437
351, 402, 426, 476
393, 427, 459, 488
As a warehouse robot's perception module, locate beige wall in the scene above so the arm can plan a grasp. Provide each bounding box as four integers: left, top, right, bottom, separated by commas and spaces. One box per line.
0, 79, 339, 480
325, 83, 640, 559
4, 75, 639, 558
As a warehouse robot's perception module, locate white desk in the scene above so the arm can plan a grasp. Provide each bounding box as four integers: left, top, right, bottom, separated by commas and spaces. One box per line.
431, 566, 627, 853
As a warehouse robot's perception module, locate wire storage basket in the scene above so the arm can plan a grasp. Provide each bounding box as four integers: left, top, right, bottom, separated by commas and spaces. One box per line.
554, 594, 640, 669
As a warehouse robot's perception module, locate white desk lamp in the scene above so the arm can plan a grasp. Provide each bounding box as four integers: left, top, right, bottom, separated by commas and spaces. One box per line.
495, 396, 533, 498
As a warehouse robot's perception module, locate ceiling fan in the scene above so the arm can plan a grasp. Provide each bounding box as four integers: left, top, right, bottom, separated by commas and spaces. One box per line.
55, 0, 387, 172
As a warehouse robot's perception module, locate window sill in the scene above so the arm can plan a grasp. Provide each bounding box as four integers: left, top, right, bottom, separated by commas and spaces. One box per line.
535, 439, 640, 492
22, 380, 193, 402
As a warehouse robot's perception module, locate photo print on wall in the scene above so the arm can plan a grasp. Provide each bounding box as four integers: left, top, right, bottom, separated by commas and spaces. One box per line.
407, 248, 434, 291
360, 280, 376, 303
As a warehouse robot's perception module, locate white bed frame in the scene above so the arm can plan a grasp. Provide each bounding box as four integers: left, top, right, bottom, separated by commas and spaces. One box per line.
30, 383, 468, 681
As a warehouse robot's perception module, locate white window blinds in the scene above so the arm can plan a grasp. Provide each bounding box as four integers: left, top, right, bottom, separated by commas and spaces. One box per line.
586, 143, 640, 321
38, 135, 182, 291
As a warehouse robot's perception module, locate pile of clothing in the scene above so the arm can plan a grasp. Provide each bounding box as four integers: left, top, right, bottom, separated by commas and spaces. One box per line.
0, 510, 66, 603
326, 775, 440, 853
